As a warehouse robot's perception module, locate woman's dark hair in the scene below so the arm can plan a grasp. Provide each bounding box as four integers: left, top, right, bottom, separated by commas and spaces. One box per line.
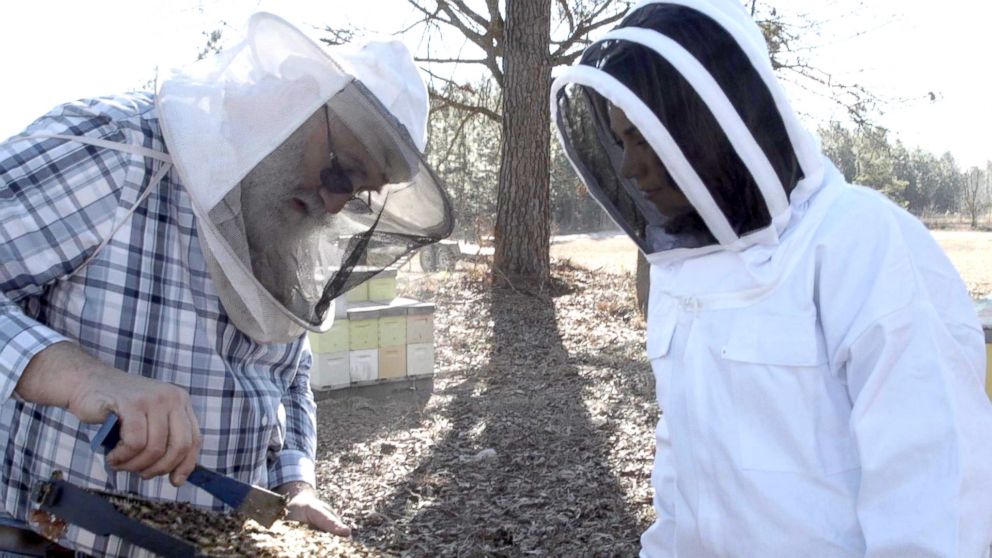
581, 3, 804, 237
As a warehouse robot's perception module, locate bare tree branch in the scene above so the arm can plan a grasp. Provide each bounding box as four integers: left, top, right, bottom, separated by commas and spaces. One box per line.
485, 0, 502, 27
397, 15, 432, 34
416, 56, 490, 65
435, 0, 488, 47
405, 1, 454, 27
318, 26, 359, 47
550, 7, 628, 63
447, 0, 491, 30
485, 61, 504, 88
557, 0, 576, 35
420, 67, 481, 95
555, 49, 586, 67
405, 0, 440, 19
429, 93, 502, 122
434, 110, 477, 168
410, 0, 505, 86
777, 68, 876, 127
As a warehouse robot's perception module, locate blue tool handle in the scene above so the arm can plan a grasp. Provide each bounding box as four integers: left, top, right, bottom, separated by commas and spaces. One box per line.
91, 412, 123, 453
91, 413, 249, 508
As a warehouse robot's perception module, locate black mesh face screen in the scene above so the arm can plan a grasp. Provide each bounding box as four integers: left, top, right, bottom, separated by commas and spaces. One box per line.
578, 37, 773, 238
555, 82, 720, 255
620, 3, 804, 197
213, 81, 454, 327
555, 85, 652, 250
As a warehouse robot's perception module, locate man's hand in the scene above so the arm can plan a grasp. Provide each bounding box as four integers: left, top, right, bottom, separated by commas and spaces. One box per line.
275, 481, 351, 537
17, 341, 202, 486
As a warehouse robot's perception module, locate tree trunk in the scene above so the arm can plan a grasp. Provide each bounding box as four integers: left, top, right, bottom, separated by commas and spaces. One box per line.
635, 250, 649, 317
494, 0, 552, 282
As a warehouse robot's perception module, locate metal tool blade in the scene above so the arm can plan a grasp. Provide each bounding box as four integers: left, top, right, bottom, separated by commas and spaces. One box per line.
91, 413, 287, 527
32, 477, 199, 558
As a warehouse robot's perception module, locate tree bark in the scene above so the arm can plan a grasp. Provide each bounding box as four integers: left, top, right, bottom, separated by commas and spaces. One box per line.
494, 0, 552, 282
635, 250, 649, 317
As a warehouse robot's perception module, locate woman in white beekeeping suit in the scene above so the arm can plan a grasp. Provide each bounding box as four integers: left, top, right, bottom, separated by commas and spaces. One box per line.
551, 1, 992, 556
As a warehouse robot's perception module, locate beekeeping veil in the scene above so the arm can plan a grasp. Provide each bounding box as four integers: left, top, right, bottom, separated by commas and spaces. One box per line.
551, 0, 825, 265
158, 13, 453, 343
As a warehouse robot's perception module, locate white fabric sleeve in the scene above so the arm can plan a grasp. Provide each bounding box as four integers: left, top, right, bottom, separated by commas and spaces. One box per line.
845, 303, 992, 557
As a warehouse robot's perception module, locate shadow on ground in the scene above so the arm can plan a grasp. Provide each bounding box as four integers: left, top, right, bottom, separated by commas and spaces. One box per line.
314, 264, 659, 556
372, 276, 645, 556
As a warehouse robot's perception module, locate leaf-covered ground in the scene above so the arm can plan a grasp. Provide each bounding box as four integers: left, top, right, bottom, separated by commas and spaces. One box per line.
313, 262, 658, 557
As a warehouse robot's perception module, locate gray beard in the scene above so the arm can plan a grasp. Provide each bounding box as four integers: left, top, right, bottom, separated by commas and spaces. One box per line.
237, 146, 335, 325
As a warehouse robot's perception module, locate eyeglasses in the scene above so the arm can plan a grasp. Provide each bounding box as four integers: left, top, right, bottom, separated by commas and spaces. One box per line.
319, 155, 374, 214
320, 105, 374, 215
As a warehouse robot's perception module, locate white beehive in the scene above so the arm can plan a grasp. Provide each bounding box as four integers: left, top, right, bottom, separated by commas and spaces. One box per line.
349, 348, 379, 383
312, 352, 350, 390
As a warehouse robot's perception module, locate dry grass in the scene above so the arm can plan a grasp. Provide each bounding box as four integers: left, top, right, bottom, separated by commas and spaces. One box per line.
551, 230, 992, 298
930, 230, 992, 298
550, 235, 640, 275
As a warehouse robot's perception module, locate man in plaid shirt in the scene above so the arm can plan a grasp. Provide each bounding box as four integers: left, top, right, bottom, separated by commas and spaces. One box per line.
0, 13, 451, 557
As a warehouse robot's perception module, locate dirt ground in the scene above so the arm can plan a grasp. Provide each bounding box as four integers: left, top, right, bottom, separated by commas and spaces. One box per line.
551, 229, 992, 298
315, 265, 654, 556
310, 228, 989, 557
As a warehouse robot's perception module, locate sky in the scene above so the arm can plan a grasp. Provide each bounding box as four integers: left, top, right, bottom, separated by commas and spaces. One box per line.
1, 0, 989, 169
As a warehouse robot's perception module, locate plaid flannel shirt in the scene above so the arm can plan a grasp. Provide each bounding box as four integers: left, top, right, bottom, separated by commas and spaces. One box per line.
0, 93, 317, 557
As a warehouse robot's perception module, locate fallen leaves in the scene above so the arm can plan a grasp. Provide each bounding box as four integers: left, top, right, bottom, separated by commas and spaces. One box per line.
315, 261, 659, 556
106, 492, 380, 557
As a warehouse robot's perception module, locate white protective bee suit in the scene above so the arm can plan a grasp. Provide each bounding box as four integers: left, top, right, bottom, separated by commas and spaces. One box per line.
551, 1, 992, 556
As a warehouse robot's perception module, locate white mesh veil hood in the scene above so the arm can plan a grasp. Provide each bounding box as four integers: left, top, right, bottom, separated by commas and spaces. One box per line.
551, 0, 827, 267
157, 12, 433, 343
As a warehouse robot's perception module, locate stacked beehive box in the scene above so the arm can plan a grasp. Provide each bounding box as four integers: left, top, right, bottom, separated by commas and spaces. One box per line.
977, 297, 992, 400
308, 269, 436, 390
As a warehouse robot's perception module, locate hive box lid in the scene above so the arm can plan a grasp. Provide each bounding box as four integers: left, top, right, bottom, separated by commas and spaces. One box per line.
378, 305, 410, 318
347, 303, 384, 320
384, 297, 433, 317
407, 302, 436, 316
